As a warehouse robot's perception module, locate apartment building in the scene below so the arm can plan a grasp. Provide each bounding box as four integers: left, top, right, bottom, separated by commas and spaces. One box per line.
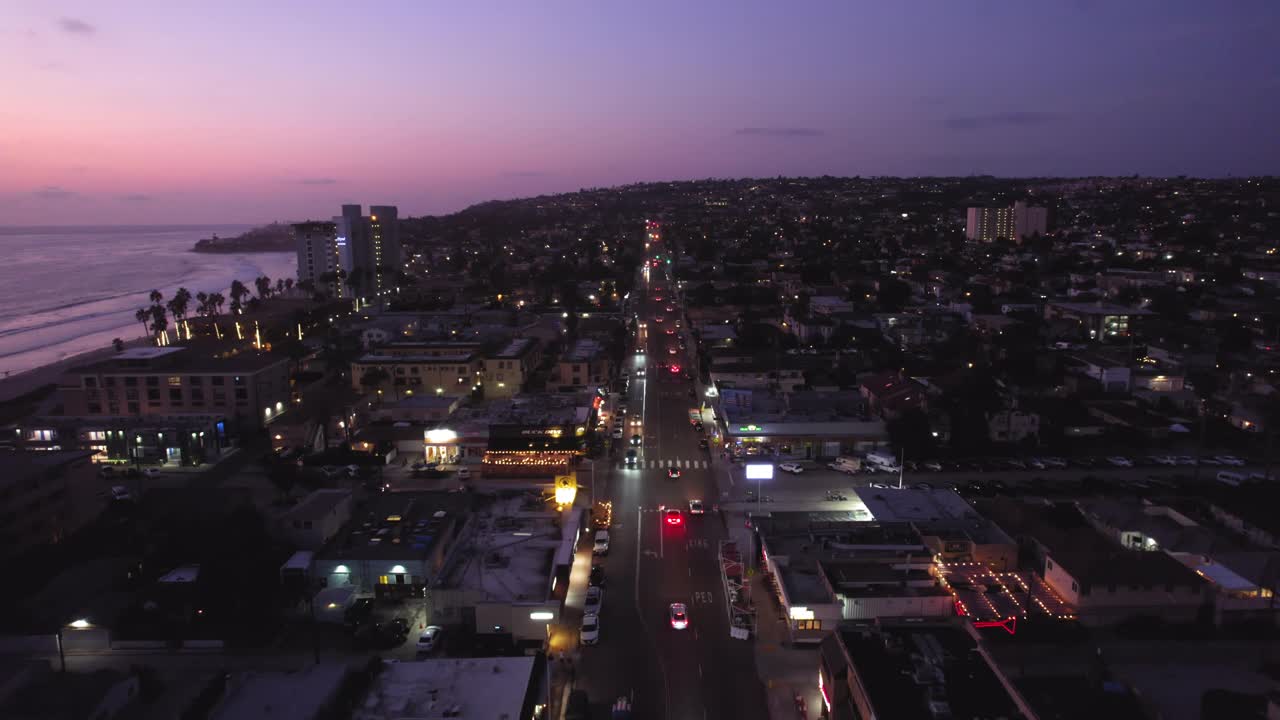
1, 450, 102, 559
482, 337, 542, 398
56, 346, 291, 432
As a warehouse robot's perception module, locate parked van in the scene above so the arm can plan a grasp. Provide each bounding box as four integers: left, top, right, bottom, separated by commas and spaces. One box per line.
864, 450, 901, 472
1216, 471, 1245, 487
828, 456, 861, 474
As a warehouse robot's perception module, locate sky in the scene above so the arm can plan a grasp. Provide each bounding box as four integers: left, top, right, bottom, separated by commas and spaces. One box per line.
2, 0, 1278, 224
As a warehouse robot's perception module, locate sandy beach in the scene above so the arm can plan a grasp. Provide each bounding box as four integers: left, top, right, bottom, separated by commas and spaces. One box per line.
0, 337, 150, 404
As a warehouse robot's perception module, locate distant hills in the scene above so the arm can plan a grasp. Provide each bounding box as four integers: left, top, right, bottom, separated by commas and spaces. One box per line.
192, 223, 294, 253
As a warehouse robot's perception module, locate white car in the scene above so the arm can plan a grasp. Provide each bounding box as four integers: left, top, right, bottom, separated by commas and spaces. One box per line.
1174, 456, 1198, 466
416, 626, 442, 653
580, 613, 600, 646
923, 462, 943, 472
110, 486, 132, 501
778, 463, 803, 474
1214, 455, 1245, 467
584, 585, 604, 614
593, 530, 611, 555
142, 467, 162, 478
456, 468, 471, 480
688, 499, 705, 515
1106, 456, 1133, 468
669, 602, 689, 630
1152, 456, 1178, 466
611, 429, 623, 439
1042, 457, 1068, 469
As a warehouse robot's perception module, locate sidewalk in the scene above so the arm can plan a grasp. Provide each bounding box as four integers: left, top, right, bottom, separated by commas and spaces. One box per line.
751, 572, 823, 720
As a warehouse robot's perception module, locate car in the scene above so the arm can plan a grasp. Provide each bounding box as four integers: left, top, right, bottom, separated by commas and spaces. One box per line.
778, 463, 803, 474
584, 585, 604, 613
611, 429, 623, 439
654, 316, 664, 323
923, 462, 943, 472
636, 368, 645, 377
110, 485, 132, 501
1042, 457, 1068, 469
456, 468, 471, 480
386, 617, 411, 639
593, 530, 611, 555
416, 625, 442, 653
1106, 456, 1133, 467
664, 508, 684, 525
142, 467, 162, 477
665, 329, 675, 335
688, 499, 705, 515
344, 598, 374, 627
631, 434, 642, 446
698, 438, 709, 450
1005, 459, 1027, 470
1028, 459, 1046, 470
914, 482, 933, 491
322, 466, 342, 478
1214, 455, 1246, 467
1152, 455, 1178, 466
97, 465, 116, 477
669, 603, 689, 630
625, 450, 638, 466
668, 348, 677, 355
589, 564, 606, 587
580, 613, 600, 646
1174, 456, 1197, 466
667, 467, 682, 479
666, 306, 675, 313
990, 480, 1011, 493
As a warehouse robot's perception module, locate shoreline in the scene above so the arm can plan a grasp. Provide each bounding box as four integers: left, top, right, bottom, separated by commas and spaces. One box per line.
0, 337, 150, 404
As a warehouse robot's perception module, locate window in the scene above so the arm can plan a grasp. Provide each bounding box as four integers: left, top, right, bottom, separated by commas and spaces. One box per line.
125, 377, 138, 387
84, 377, 97, 388
235, 388, 248, 401
1071, 581, 1078, 592
211, 376, 225, 386
213, 389, 226, 403
87, 403, 102, 414
127, 402, 139, 414
147, 389, 161, 402
189, 376, 203, 386
87, 431, 106, 441
105, 377, 116, 387
1046, 559, 1053, 570
126, 389, 139, 401
795, 619, 822, 631
191, 389, 204, 402
169, 389, 183, 404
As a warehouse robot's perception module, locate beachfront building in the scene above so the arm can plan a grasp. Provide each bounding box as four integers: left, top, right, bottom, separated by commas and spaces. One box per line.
334, 204, 403, 304
53, 345, 290, 440
292, 220, 349, 298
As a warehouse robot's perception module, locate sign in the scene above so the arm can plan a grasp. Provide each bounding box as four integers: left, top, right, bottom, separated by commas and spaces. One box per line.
730, 626, 750, 640
738, 424, 763, 432
554, 475, 577, 505
745, 464, 774, 481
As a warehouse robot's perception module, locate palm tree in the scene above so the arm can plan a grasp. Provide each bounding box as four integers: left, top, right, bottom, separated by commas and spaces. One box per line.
229, 280, 250, 314
167, 287, 192, 338
196, 291, 210, 318
149, 304, 169, 342
135, 307, 151, 337
254, 275, 273, 300
284, 278, 294, 293
149, 289, 163, 306
209, 291, 225, 317
275, 278, 286, 295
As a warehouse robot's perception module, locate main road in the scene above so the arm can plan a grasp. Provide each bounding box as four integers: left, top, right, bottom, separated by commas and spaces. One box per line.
577, 227, 768, 720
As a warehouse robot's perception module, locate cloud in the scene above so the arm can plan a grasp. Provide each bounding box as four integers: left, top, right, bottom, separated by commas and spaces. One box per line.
944, 111, 1057, 130
295, 178, 338, 185
120, 193, 152, 202
734, 127, 824, 138
58, 18, 95, 35
502, 170, 549, 178
33, 186, 78, 200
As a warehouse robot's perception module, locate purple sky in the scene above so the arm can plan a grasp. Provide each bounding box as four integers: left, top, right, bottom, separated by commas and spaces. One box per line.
3, 1, 1278, 224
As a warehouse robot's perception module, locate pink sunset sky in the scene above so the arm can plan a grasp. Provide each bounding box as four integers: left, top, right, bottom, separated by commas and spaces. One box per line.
3, 1, 1277, 224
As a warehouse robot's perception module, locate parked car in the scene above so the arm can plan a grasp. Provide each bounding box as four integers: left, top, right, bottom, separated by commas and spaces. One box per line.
416, 625, 443, 653
778, 463, 803, 474
922, 462, 943, 472
1106, 456, 1133, 468
580, 613, 600, 646
589, 564, 606, 587
1214, 455, 1246, 467
456, 467, 471, 480
593, 530, 611, 555
584, 585, 604, 613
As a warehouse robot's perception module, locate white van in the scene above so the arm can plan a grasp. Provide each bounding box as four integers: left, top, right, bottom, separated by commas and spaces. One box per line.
1215, 471, 1244, 487
864, 450, 901, 473
827, 456, 861, 474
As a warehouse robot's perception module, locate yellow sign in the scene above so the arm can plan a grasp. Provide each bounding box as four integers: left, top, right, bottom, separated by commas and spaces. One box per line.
554, 474, 577, 505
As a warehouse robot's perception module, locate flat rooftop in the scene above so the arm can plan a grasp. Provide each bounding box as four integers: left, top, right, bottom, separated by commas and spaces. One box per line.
282, 489, 351, 522
441, 493, 564, 603
494, 337, 536, 358
839, 622, 1023, 720
323, 491, 468, 561
564, 339, 603, 362
213, 663, 348, 720
71, 344, 287, 375
854, 488, 979, 523
457, 394, 594, 427
355, 656, 536, 720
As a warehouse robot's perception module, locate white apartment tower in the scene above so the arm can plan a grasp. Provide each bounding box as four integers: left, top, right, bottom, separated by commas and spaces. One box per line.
965, 201, 1047, 243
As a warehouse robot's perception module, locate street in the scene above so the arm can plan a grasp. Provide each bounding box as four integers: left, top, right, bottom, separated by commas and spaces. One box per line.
574, 233, 769, 719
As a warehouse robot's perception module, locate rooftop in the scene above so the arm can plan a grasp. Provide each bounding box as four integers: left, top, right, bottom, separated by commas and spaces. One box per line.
1048, 300, 1154, 316
1049, 549, 1207, 591
2, 450, 95, 487
323, 491, 469, 562
70, 344, 288, 375
854, 488, 980, 524
837, 621, 1023, 720
563, 338, 604, 362
493, 337, 537, 359
282, 489, 352, 522
212, 663, 348, 720
441, 493, 568, 603
354, 656, 536, 720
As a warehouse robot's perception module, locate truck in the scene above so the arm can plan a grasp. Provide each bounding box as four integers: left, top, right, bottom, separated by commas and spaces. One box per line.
864, 450, 901, 472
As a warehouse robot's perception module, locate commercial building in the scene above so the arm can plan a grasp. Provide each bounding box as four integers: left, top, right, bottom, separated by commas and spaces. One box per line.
275, 489, 353, 551
292, 220, 348, 298
313, 491, 470, 598
716, 389, 887, 460
965, 201, 1047, 243
355, 657, 540, 720
754, 489, 1014, 643
211, 663, 348, 720
56, 345, 291, 433
0, 450, 102, 560
818, 620, 1037, 720
1044, 301, 1152, 341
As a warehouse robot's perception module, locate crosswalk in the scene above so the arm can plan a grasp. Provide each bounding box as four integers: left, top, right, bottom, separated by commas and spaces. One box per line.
613, 458, 711, 470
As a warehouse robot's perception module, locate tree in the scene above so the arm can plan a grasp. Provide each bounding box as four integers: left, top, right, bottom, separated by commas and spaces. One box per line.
196, 291, 210, 317
229, 280, 250, 313
149, 304, 169, 341
876, 278, 911, 312
360, 367, 393, 400
254, 275, 273, 300
135, 307, 151, 337
112, 338, 125, 352
167, 287, 192, 338
149, 289, 163, 306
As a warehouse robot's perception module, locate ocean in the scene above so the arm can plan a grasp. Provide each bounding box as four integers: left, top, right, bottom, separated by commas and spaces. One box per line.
0, 225, 297, 377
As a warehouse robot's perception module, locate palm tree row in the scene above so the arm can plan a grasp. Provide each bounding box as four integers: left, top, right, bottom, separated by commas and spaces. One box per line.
134, 272, 288, 346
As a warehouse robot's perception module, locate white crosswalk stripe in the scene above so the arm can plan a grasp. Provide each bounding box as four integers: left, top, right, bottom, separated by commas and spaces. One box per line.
614, 458, 709, 470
